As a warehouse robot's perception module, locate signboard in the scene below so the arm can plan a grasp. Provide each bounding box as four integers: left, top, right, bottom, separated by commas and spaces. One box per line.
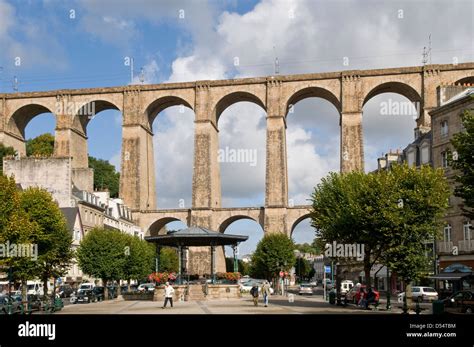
324, 266, 331, 273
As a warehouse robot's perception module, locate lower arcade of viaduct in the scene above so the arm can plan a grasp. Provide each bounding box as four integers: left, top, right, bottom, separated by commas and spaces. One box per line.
1, 62, 473, 273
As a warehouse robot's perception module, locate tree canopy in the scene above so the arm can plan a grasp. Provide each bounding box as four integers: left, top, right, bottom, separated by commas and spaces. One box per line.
250, 233, 296, 280
77, 228, 155, 298
26, 133, 55, 156
310, 164, 449, 284
19, 187, 74, 296
88, 156, 120, 198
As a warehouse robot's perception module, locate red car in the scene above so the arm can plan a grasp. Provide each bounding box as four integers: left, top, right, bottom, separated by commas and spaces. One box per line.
346, 285, 380, 304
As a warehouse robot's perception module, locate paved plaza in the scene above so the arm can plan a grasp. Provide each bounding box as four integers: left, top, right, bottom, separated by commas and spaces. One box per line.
56, 293, 432, 315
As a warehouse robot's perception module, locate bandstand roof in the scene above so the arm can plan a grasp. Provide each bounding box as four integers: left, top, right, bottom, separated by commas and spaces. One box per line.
144, 226, 248, 247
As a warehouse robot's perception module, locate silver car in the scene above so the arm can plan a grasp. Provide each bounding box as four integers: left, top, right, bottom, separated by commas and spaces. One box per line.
397, 286, 438, 303
298, 283, 313, 295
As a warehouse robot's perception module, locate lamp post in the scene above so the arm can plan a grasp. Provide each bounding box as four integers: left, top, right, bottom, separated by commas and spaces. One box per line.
386, 267, 391, 310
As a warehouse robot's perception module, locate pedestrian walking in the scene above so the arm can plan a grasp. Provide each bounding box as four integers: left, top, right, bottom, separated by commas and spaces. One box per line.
162, 282, 175, 309
261, 280, 271, 307
250, 284, 259, 306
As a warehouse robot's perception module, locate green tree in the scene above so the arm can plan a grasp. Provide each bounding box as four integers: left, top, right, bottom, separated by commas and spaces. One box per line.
26, 133, 55, 157
76, 228, 127, 300
88, 156, 120, 198
122, 234, 155, 289
294, 257, 311, 282
159, 247, 179, 272
0, 175, 41, 301
311, 164, 449, 287
19, 187, 74, 297
451, 110, 474, 219
250, 233, 296, 281
0, 144, 16, 175
381, 164, 450, 284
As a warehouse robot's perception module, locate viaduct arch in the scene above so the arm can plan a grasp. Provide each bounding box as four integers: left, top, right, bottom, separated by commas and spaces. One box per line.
1, 63, 473, 248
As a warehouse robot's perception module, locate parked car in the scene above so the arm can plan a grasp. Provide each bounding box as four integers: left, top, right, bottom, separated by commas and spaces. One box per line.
397, 287, 438, 303
137, 283, 156, 292
0, 294, 23, 314
443, 290, 474, 314
56, 284, 74, 298
75, 289, 97, 304
298, 283, 314, 295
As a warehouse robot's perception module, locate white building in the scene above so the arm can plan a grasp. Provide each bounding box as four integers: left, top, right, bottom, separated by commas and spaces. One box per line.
94, 191, 143, 239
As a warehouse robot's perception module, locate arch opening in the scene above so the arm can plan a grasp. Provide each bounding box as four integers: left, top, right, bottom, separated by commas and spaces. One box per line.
286, 87, 341, 116
8, 104, 56, 140
215, 91, 265, 125
151, 104, 195, 209
147, 218, 188, 237
286, 95, 340, 206
219, 101, 266, 208
222, 218, 264, 264
362, 87, 420, 172
363, 82, 422, 107
146, 96, 193, 130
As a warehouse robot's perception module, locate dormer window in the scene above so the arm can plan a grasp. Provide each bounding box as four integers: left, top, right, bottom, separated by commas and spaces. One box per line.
421, 144, 430, 164
407, 149, 416, 166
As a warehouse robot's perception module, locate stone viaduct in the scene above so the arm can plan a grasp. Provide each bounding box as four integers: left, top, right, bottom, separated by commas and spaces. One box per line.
1, 62, 473, 272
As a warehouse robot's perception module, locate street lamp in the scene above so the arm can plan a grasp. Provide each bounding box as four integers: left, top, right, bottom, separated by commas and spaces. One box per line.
386, 267, 391, 310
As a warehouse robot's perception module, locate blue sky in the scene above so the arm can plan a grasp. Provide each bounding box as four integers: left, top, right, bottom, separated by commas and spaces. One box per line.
1, 0, 472, 257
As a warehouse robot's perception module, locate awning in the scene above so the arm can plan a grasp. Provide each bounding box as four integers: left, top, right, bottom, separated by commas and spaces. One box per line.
429, 272, 473, 280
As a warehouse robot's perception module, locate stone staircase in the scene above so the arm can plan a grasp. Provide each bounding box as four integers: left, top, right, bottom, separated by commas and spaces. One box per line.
186, 284, 206, 301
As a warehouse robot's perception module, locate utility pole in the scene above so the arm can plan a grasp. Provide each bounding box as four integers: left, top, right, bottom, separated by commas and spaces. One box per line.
273, 45, 280, 75
12, 76, 19, 92
422, 34, 432, 65
139, 67, 145, 84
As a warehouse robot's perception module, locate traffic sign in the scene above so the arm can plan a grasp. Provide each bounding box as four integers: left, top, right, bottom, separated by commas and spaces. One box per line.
324, 266, 331, 273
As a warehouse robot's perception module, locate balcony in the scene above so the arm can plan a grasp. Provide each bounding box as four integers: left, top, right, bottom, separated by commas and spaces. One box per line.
437, 241, 453, 253
458, 240, 474, 252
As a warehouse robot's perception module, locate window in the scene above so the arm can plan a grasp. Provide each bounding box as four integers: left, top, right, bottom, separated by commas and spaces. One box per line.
407, 150, 416, 166
464, 221, 472, 240
441, 151, 448, 168
440, 120, 448, 137
443, 224, 452, 242
421, 145, 430, 164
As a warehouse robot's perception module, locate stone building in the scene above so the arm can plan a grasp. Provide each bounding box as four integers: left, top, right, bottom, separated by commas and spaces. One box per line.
429, 87, 474, 272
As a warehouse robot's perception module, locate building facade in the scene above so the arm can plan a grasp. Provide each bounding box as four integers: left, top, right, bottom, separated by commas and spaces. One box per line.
429, 87, 474, 273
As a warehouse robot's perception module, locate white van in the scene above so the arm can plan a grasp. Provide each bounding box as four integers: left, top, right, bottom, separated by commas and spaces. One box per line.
340, 280, 354, 294
26, 281, 53, 296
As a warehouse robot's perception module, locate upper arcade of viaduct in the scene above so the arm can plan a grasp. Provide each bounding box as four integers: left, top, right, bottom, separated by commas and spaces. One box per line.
1, 62, 473, 237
